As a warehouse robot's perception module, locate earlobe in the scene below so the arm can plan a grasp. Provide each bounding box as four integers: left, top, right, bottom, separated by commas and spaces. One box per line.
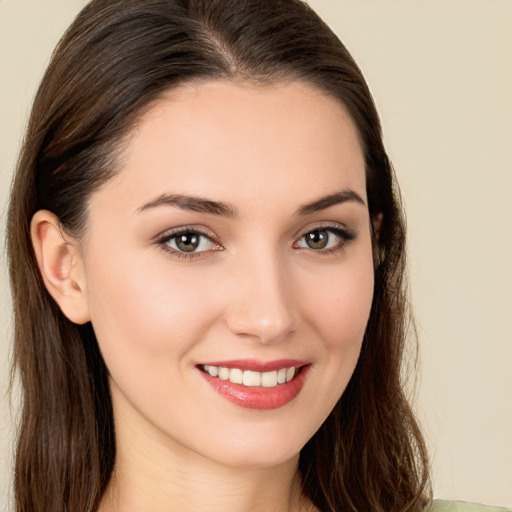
30, 210, 91, 324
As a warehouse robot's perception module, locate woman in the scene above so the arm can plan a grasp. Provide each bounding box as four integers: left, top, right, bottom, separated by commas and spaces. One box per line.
5, 1, 506, 511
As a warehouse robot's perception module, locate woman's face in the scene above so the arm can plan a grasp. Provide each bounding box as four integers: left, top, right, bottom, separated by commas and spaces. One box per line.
79, 80, 375, 468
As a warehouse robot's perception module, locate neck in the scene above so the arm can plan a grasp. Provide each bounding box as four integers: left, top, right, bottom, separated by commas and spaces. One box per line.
102, 457, 306, 512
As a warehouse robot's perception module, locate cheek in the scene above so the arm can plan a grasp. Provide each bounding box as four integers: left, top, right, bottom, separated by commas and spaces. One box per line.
83, 249, 222, 371
296, 247, 375, 398
301, 258, 374, 350
280, 251, 375, 437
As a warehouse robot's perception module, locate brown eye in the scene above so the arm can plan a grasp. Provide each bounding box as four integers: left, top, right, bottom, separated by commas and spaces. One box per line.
304, 229, 329, 249
175, 232, 201, 252
161, 230, 217, 254
295, 226, 356, 252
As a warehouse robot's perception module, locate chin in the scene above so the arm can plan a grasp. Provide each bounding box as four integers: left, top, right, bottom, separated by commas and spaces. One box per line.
183, 420, 315, 470
209, 444, 301, 470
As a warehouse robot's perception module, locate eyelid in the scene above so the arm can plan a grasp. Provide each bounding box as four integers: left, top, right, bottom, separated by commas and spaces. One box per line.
155, 225, 222, 259
293, 223, 356, 251
153, 222, 356, 260
294, 222, 351, 240
153, 223, 217, 241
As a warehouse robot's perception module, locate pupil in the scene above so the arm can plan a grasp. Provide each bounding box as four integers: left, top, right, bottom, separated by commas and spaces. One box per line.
176, 233, 199, 252
307, 230, 328, 249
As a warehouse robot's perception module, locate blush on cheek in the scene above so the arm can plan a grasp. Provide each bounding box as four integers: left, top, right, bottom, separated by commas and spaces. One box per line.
86, 256, 225, 376
307, 269, 374, 348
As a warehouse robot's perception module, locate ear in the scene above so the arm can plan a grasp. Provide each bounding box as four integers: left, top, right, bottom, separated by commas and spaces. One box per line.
30, 210, 91, 324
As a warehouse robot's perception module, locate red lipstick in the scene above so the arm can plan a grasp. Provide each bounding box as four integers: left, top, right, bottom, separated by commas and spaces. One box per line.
197, 359, 310, 410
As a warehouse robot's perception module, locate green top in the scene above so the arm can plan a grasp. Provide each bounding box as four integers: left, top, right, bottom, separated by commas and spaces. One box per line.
430, 500, 512, 512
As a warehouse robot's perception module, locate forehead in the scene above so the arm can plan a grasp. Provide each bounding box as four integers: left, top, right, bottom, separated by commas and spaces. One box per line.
92, 80, 366, 216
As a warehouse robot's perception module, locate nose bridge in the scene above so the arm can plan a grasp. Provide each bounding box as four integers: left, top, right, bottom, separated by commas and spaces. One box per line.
225, 244, 296, 344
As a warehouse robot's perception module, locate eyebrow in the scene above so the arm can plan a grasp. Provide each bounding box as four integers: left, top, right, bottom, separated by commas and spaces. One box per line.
137, 188, 365, 217
296, 189, 366, 215
137, 193, 237, 217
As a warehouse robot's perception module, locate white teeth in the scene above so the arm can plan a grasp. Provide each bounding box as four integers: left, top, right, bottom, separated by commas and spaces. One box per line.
230, 368, 243, 384
218, 367, 230, 380
243, 370, 261, 387
261, 371, 278, 388
286, 367, 296, 382
202, 365, 299, 388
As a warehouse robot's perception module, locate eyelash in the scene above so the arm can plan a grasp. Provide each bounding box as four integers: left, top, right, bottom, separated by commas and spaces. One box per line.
156, 227, 221, 260
156, 224, 356, 260
294, 224, 356, 256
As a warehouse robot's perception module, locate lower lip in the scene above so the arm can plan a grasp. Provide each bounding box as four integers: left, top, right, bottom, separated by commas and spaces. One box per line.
199, 366, 310, 410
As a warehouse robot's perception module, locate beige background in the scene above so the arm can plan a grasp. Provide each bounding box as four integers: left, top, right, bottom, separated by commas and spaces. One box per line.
1, 0, 511, 509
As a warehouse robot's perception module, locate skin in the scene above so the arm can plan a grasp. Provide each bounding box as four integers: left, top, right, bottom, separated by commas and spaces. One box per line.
32, 80, 376, 512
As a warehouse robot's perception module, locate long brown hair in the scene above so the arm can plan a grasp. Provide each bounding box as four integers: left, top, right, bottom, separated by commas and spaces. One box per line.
7, 1, 430, 510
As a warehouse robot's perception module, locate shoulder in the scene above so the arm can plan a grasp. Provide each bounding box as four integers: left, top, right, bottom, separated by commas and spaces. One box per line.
428, 500, 512, 512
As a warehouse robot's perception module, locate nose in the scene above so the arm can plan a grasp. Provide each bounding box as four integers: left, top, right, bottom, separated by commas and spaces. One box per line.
224, 249, 297, 345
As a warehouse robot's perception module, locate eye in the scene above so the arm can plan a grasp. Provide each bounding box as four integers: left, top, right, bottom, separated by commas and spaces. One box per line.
295, 226, 355, 252
158, 229, 219, 255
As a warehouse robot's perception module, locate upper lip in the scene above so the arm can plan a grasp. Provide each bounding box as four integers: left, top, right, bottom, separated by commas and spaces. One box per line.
197, 359, 309, 372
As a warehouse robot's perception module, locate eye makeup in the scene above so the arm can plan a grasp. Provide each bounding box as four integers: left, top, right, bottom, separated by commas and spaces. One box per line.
155, 226, 222, 260
154, 221, 357, 261
294, 223, 356, 255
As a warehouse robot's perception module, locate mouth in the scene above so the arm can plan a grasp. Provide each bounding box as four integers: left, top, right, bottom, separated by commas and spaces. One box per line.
199, 364, 300, 388
197, 360, 310, 410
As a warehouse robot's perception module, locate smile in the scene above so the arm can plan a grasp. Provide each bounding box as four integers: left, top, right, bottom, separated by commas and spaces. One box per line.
198, 360, 310, 410
200, 365, 297, 388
